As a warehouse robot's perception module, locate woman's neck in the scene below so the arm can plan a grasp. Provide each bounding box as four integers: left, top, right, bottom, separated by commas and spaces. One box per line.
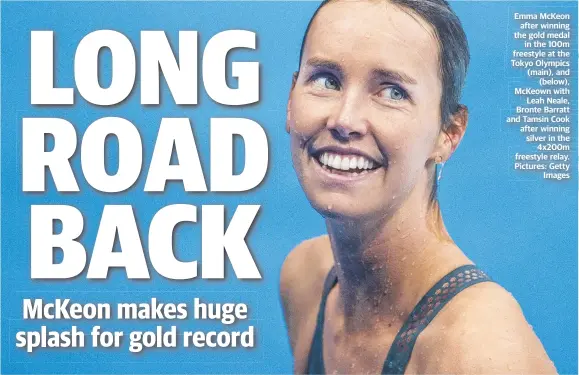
325, 199, 470, 333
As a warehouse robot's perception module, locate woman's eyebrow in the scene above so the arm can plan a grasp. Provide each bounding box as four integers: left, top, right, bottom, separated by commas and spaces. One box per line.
373, 68, 417, 85
304, 57, 343, 76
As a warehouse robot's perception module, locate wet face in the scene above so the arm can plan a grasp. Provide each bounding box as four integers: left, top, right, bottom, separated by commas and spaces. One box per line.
288, 0, 446, 221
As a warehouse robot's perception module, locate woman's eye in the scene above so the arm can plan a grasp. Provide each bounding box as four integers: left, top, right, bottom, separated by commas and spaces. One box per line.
312, 75, 340, 91
380, 86, 407, 101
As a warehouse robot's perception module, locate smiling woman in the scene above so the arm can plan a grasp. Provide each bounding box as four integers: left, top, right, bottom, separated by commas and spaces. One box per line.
280, 0, 557, 374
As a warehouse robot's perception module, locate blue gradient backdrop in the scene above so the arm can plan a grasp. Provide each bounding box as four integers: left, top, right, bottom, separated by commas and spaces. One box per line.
1, 1, 577, 373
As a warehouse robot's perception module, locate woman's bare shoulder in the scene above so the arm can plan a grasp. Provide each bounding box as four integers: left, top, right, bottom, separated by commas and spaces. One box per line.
279, 235, 334, 367
415, 281, 557, 374
280, 234, 334, 303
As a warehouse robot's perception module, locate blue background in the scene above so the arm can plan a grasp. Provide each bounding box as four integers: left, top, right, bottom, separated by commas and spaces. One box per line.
1, 1, 577, 373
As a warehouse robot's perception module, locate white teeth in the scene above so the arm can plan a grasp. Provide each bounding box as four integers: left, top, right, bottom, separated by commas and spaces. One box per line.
332, 155, 342, 169
349, 158, 358, 169
317, 152, 378, 172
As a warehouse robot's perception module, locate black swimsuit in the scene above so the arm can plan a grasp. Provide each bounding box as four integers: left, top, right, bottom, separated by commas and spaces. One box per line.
306, 264, 492, 374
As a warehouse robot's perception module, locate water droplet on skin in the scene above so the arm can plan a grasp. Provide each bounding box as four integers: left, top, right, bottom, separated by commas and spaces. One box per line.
327, 204, 333, 211
392, 195, 397, 200
395, 145, 401, 150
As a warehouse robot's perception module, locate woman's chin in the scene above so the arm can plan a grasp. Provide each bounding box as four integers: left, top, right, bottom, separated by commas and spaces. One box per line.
310, 199, 384, 222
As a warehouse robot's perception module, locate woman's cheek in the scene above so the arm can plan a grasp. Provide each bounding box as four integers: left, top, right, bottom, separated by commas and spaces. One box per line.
291, 102, 327, 136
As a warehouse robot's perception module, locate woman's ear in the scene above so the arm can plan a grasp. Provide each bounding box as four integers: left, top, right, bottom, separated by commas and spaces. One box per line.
432, 105, 468, 162
286, 72, 299, 134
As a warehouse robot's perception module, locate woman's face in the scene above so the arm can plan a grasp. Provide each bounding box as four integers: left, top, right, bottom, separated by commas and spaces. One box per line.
288, 0, 447, 220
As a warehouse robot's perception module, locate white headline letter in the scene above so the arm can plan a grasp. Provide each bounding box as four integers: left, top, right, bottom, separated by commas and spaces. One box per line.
149, 204, 198, 280
210, 118, 268, 191
87, 206, 149, 279
81, 117, 142, 192
31, 31, 74, 105
23, 118, 79, 192
141, 31, 198, 105
31, 205, 86, 279
202, 30, 258, 105
75, 30, 136, 105
144, 118, 207, 192
201, 205, 261, 279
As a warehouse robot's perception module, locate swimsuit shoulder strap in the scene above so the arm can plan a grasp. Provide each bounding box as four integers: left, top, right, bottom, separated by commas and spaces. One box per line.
382, 264, 492, 374
306, 265, 338, 375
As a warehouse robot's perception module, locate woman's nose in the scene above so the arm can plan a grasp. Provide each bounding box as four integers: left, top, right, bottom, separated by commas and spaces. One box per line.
326, 94, 368, 141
